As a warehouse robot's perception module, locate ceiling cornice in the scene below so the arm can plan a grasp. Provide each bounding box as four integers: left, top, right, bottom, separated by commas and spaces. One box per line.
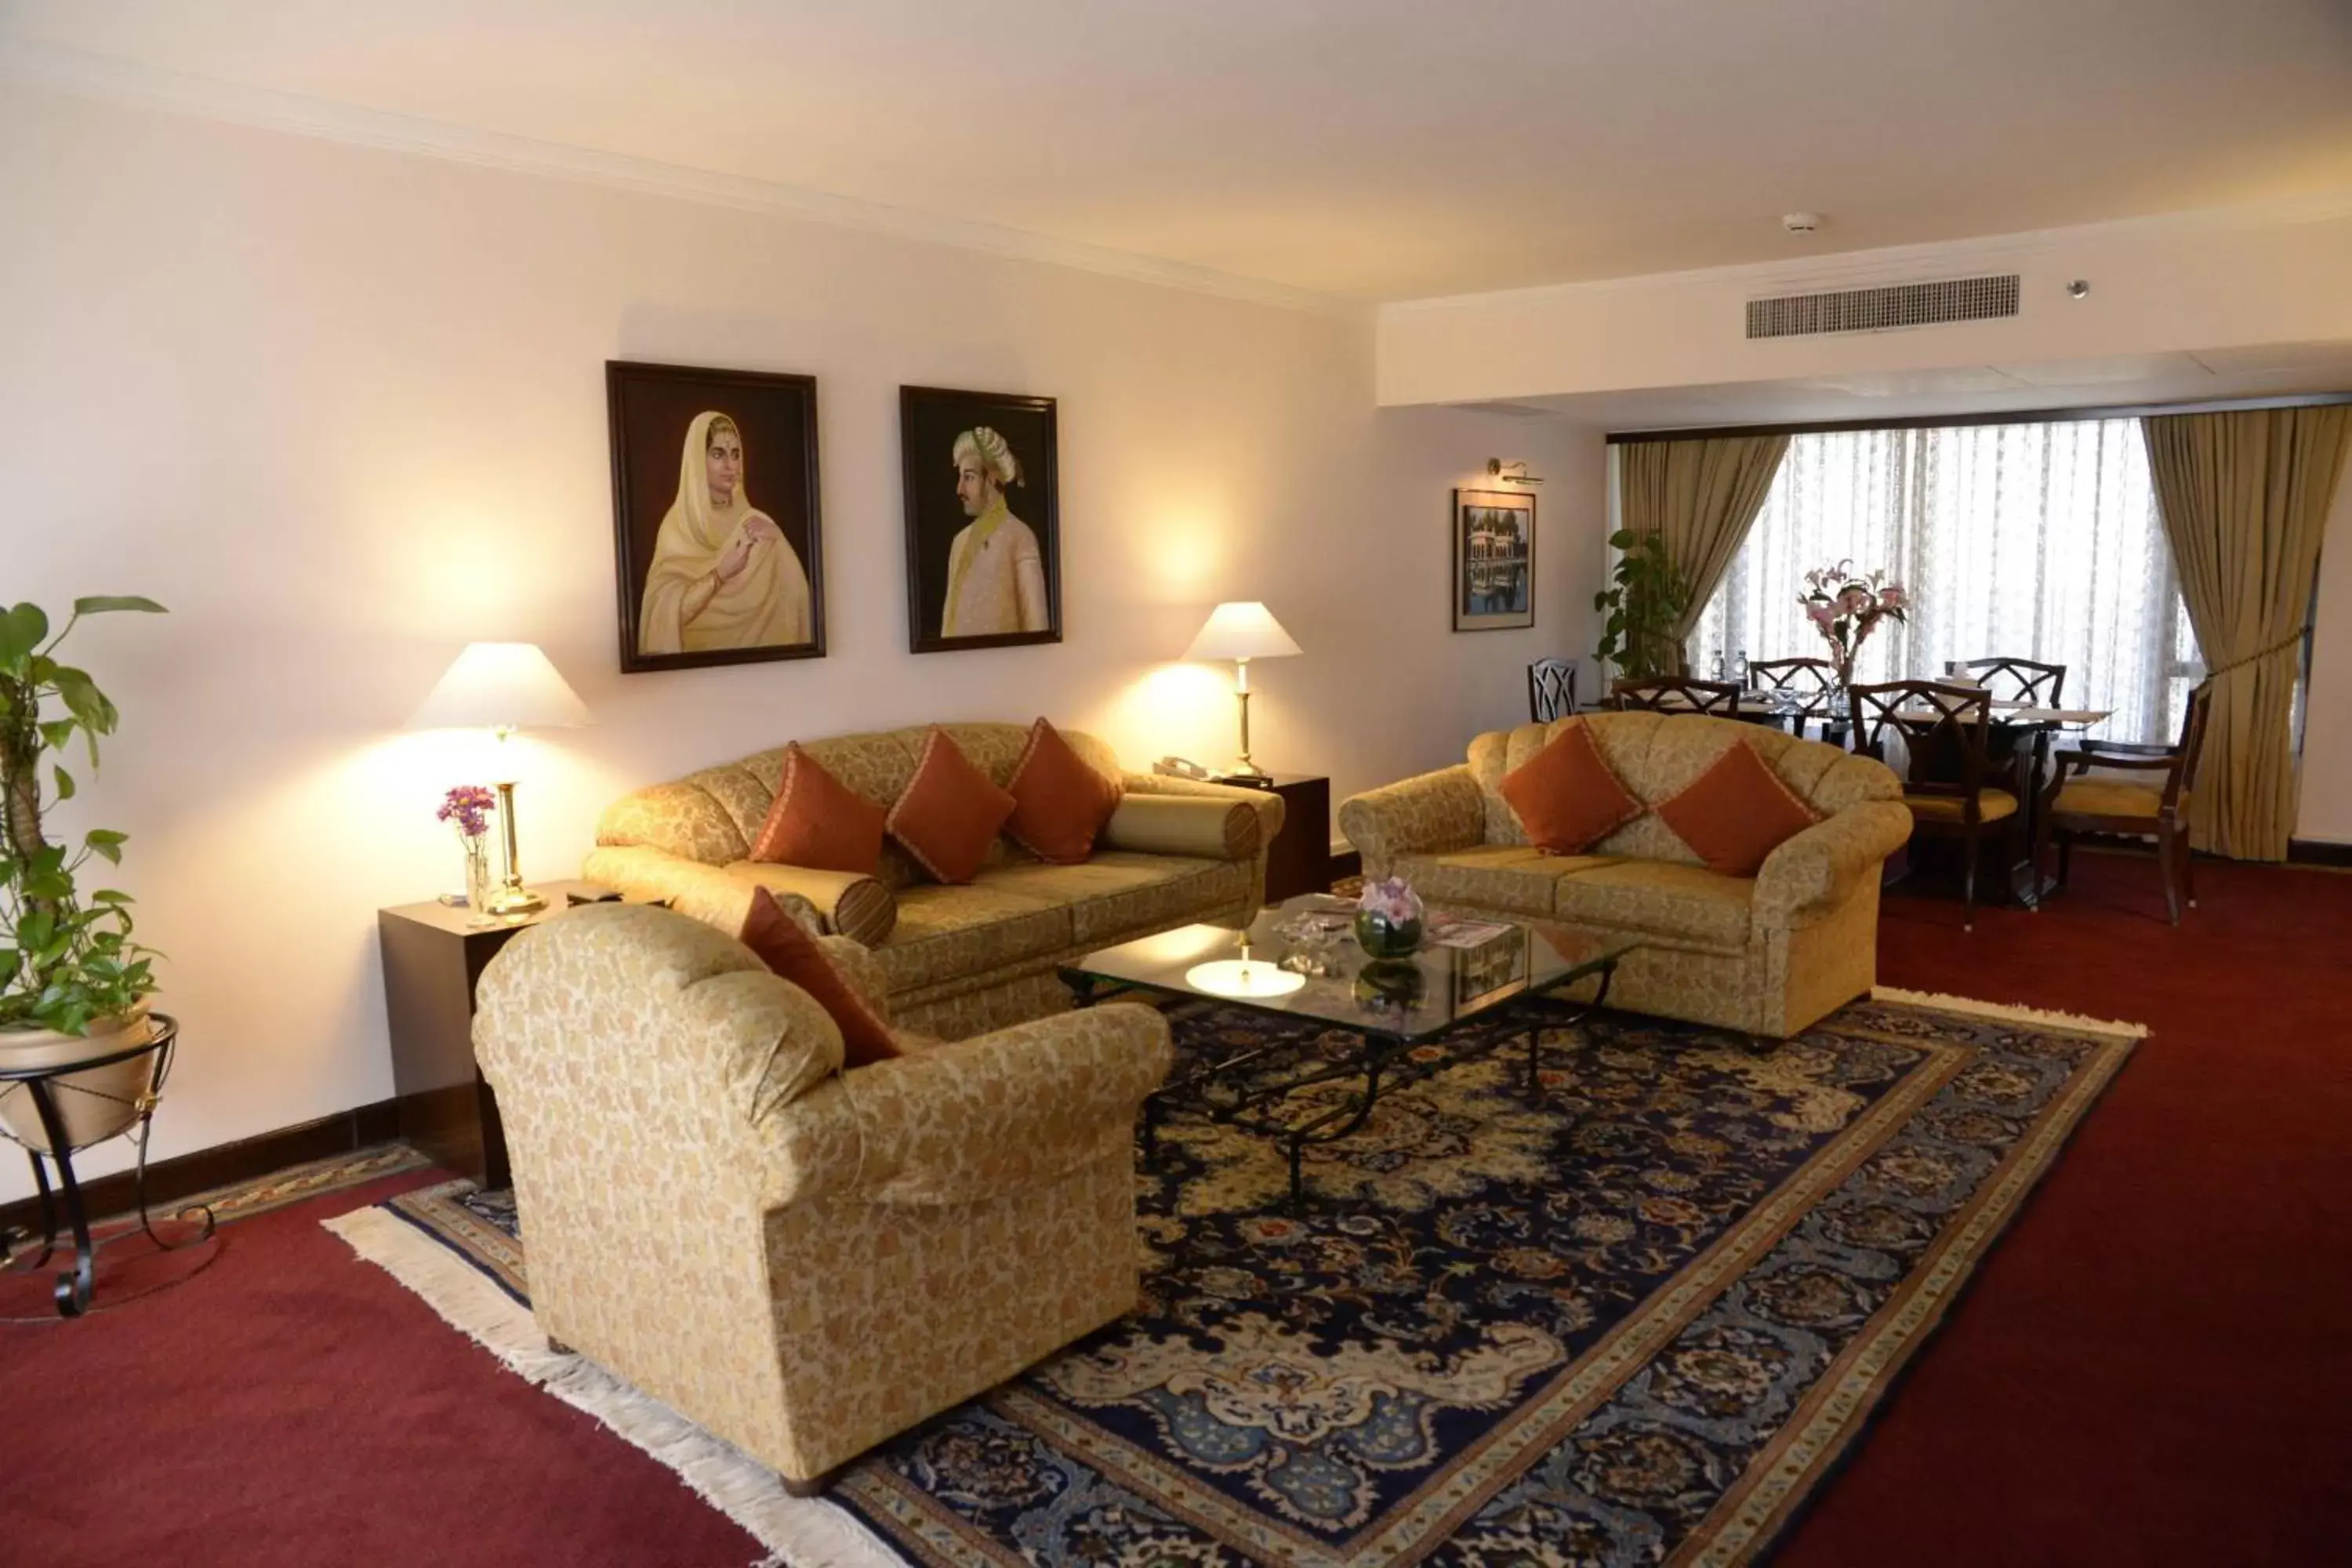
1381, 184, 2352, 318
0, 38, 1359, 320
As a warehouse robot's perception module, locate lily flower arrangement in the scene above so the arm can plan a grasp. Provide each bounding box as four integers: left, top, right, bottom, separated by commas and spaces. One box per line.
1800, 561, 1908, 683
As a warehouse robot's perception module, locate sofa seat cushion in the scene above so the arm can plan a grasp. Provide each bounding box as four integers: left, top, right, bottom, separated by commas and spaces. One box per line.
872, 884, 1074, 992
1397, 845, 1580, 917
1553, 861, 1754, 949
1904, 788, 2019, 824
975, 851, 1247, 946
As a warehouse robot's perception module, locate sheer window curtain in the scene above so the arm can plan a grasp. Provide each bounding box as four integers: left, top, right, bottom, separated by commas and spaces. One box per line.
1689, 419, 2194, 744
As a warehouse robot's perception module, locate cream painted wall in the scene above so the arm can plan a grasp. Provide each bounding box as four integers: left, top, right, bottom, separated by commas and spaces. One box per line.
2296, 474, 2352, 844
0, 86, 1600, 1202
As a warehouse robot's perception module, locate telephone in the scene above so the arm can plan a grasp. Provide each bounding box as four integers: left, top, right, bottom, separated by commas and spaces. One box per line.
1155, 755, 1214, 782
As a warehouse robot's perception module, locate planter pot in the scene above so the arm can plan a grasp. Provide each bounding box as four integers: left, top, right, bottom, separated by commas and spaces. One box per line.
1354, 910, 1424, 959
0, 1008, 158, 1154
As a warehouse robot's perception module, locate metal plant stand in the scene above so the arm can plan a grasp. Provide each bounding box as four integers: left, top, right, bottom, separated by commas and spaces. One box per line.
0, 1012, 213, 1317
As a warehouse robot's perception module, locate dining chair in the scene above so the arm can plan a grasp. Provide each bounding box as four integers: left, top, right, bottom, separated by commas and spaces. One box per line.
2035, 681, 2212, 924
1747, 656, 1842, 741
1527, 658, 1577, 723
1961, 657, 2067, 707
1849, 681, 2022, 931
1612, 676, 1745, 717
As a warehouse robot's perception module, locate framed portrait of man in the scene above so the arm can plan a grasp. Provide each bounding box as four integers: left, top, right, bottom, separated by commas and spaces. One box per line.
1453, 488, 1535, 632
899, 386, 1061, 655
608, 360, 826, 673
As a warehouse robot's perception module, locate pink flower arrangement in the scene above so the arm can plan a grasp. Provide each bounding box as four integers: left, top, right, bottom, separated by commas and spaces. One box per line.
436, 784, 496, 840
1799, 561, 1908, 681
1356, 875, 1423, 926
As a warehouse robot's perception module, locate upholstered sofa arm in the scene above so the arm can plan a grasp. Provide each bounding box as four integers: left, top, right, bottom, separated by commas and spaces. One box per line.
1752, 800, 1915, 924
1338, 765, 1485, 876
816, 933, 891, 1022
1102, 788, 1281, 862
724, 862, 896, 946
582, 844, 851, 944
759, 1002, 1171, 1209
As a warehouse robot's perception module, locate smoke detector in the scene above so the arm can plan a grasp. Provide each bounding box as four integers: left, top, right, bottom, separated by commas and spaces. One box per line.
1782, 212, 1822, 234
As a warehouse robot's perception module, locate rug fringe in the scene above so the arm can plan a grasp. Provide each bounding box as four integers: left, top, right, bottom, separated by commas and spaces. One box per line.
322, 1207, 906, 1568
1871, 985, 2149, 1041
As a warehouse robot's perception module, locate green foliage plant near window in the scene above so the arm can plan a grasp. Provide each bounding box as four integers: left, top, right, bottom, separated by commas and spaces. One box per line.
0, 596, 167, 1036
1592, 529, 1689, 681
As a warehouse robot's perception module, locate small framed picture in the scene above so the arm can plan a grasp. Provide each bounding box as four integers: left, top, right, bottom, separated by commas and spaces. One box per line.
900, 386, 1061, 654
1453, 488, 1535, 632
608, 361, 825, 673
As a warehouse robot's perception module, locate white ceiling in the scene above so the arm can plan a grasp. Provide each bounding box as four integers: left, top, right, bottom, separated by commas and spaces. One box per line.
8, 0, 2352, 301
1483, 342, 2352, 431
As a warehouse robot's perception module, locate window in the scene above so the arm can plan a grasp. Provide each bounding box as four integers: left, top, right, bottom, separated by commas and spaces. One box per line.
1686, 418, 2198, 744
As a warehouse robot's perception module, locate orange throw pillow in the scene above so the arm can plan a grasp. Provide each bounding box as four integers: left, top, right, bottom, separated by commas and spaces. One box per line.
750, 743, 888, 875
1005, 718, 1122, 863
1497, 720, 1646, 855
1655, 740, 1824, 877
887, 727, 1017, 884
739, 887, 899, 1069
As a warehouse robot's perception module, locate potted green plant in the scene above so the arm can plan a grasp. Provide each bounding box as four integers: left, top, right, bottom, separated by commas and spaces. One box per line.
0, 596, 166, 1152
1592, 528, 1690, 681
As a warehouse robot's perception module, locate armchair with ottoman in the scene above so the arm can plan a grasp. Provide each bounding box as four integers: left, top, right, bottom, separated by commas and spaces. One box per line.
472, 899, 1174, 1491
584, 721, 1284, 1038
1339, 712, 1911, 1038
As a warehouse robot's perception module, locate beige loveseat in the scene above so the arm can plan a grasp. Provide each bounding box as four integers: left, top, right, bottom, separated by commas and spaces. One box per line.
586, 722, 1284, 1038
1338, 713, 1910, 1037
474, 902, 1171, 1489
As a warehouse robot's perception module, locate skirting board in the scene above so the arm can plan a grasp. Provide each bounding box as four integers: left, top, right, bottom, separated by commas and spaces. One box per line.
2288, 838, 2352, 869
0, 1097, 400, 1239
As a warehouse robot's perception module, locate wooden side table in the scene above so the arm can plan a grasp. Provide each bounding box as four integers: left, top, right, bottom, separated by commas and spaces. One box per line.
1225, 773, 1333, 904
379, 880, 610, 1188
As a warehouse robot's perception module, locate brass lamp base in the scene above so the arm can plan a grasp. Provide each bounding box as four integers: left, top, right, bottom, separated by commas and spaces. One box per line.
482, 779, 544, 916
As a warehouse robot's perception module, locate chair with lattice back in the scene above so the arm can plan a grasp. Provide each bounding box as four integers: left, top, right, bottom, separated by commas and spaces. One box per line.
1527, 659, 1577, 723
1962, 657, 2066, 707
1848, 681, 2024, 930
2037, 680, 2213, 924
1611, 676, 1744, 717
1747, 657, 1842, 740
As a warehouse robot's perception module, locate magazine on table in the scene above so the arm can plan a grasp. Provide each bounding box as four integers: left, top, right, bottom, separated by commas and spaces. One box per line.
1424, 913, 1515, 949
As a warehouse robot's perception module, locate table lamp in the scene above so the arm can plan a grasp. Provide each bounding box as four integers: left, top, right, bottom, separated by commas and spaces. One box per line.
1183, 601, 1301, 780
405, 642, 592, 916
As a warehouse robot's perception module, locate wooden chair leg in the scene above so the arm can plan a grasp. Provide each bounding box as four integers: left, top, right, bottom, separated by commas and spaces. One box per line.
2158, 828, 2183, 926
2178, 825, 2198, 909
1961, 821, 1980, 931
2057, 833, 2073, 887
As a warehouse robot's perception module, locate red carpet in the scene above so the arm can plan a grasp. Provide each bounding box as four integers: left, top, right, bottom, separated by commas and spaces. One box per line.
2, 851, 2344, 1567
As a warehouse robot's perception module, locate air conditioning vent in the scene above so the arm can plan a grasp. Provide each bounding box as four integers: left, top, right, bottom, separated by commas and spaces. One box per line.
1746, 274, 2020, 339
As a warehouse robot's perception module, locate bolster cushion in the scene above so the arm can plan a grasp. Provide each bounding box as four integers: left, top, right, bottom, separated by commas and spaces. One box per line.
1100, 793, 1263, 860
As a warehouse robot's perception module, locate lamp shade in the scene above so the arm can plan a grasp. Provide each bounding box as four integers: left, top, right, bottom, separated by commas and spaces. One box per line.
405, 642, 592, 732
1183, 602, 1301, 662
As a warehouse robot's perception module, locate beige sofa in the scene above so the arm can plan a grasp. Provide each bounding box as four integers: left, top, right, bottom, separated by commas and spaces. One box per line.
473, 902, 1171, 1489
1338, 713, 1910, 1037
586, 722, 1284, 1038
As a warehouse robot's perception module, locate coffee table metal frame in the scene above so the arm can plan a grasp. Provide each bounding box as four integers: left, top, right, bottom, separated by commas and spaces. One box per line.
1063, 935, 1626, 1209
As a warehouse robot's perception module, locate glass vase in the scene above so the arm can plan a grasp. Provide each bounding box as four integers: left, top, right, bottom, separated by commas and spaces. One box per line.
461, 833, 494, 913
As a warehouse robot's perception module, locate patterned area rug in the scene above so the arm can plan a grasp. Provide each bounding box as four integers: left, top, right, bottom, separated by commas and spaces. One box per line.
336, 991, 2136, 1566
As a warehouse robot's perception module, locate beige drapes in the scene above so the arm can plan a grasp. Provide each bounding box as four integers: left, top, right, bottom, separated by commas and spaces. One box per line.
2143, 405, 2352, 861
1620, 435, 1791, 673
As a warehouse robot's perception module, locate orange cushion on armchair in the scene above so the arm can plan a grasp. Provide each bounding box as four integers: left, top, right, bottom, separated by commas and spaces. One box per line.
738, 887, 899, 1069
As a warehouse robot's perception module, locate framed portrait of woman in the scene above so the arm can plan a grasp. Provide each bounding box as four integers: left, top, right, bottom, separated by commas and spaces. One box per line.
899, 386, 1061, 655
608, 361, 825, 673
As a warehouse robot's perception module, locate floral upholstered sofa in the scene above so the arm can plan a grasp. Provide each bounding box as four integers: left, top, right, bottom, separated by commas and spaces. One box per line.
1338, 713, 1910, 1037
586, 722, 1283, 1037
473, 901, 1172, 1490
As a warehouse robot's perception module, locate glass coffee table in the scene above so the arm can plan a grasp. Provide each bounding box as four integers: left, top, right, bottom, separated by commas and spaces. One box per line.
1061, 896, 1638, 1207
